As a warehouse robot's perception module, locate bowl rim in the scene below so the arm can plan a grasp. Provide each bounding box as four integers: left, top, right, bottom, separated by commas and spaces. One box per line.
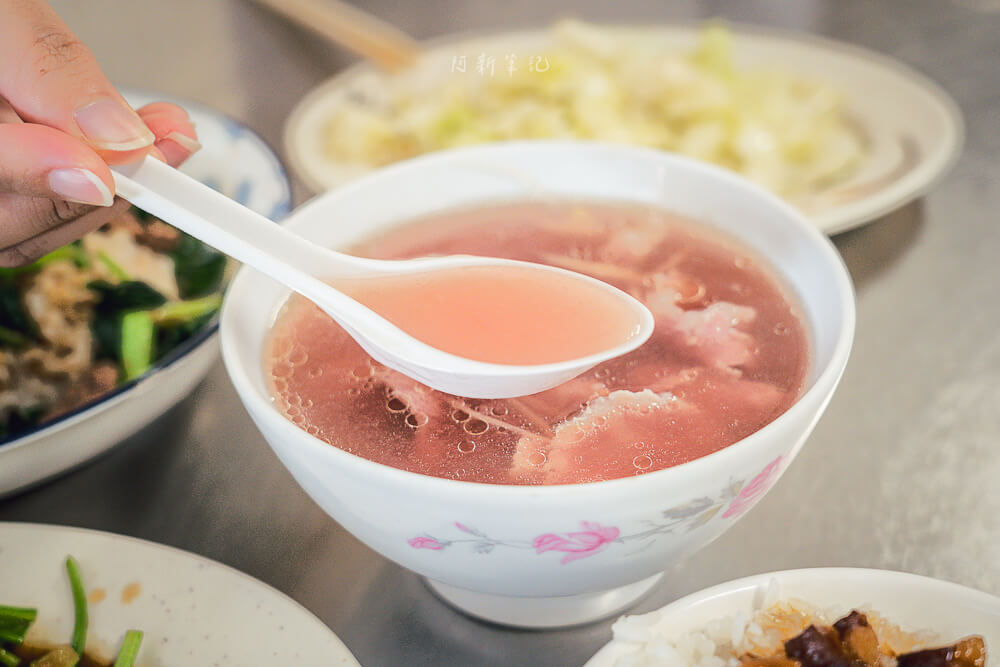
585, 567, 1000, 665
644, 566, 1000, 614
283, 20, 965, 235
0, 94, 293, 451
222, 140, 856, 498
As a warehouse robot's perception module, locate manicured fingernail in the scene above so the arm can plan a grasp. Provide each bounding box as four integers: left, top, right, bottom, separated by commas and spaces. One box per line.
48, 168, 114, 207
73, 98, 155, 151
164, 131, 202, 154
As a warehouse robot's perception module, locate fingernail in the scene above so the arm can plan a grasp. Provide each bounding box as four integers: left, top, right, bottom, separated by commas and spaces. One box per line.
73, 98, 155, 151
164, 131, 202, 154
48, 168, 114, 207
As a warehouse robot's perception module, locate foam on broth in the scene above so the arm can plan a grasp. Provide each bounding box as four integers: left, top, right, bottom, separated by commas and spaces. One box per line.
264, 201, 809, 485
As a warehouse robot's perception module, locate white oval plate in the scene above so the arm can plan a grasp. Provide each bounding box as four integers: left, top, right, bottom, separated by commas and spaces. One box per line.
285, 24, 963, 235
0, 89, 292, 498
0, 523, 360, 666
585, 568, 1000, 666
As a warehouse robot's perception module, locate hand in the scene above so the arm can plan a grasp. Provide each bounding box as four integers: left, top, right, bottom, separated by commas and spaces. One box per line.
0, 0, 201, 266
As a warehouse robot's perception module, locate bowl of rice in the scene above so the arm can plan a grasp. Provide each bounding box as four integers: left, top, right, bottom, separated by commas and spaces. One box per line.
586, 568, 1000, 666
0, 90, 292, 498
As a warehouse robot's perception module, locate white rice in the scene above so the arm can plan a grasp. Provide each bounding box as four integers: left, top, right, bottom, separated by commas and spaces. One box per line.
608, 580, 935, 667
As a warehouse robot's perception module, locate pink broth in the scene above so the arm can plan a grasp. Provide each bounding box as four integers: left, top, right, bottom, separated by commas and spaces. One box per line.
333, 264, 642, 365
264, 201, 809, 485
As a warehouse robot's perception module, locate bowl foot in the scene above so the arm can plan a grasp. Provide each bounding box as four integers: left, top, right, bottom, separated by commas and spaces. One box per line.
424, 573, 663, 629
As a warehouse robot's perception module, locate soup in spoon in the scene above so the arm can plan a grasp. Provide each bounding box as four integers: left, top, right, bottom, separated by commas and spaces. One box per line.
333, 264, 644, 365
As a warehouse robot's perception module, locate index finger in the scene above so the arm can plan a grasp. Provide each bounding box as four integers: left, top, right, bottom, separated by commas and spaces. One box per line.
0, 0, 155, 162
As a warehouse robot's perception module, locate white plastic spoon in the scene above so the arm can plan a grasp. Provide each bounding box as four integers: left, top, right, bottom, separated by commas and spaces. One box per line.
111, 156, 654, 398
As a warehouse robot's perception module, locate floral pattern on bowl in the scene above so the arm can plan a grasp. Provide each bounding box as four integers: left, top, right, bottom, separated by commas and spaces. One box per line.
407, 455, 784, 564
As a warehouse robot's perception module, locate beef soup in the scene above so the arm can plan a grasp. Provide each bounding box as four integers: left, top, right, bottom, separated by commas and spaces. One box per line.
264, 200, 809, 485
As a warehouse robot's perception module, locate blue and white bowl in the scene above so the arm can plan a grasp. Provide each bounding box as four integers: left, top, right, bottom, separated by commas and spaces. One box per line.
0, 89, 292, 497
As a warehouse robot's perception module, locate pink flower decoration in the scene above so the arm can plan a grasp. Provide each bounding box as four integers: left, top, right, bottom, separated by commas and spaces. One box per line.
408, 536, 444, 550
532, 521, 620, 564
722, 455, 783, 519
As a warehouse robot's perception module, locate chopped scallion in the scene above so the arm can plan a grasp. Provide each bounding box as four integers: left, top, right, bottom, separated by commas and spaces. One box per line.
0, 646, 20, 667
149, 295, 222, 326
120, 311, 155, 380
96, 252, 129, 282
0, 605, 37, 644
112, 630, 143, 667
65, 557, 87, 660
36, 245, 89, 269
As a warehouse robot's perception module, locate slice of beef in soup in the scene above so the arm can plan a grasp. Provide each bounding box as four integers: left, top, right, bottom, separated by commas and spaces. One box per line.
508, 374, 609, 431
411, 398, 534, 483
513, 389, 696, 484
784, 625, 852, 667
897, 637, 987, 667
673, 301, 758, 370
646, 269, 709, 308
645, 287, 758, 372
702, 374, 792, 439
597, 217, 671, 268
372, 366, 443, 423
833, 611, 881, 665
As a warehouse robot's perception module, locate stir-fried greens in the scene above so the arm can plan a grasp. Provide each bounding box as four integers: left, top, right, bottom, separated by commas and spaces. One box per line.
0, 557, 142, 667
322, 21, 866, 201
0, 207, 225, 440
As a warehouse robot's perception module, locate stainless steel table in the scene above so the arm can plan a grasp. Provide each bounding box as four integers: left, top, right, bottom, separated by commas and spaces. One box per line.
3, 1, 999, 665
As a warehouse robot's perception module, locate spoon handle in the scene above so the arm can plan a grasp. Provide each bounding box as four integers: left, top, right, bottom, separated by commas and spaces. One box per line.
111, 156, 359, 301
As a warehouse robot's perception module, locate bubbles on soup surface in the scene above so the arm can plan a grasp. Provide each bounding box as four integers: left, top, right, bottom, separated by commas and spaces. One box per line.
264, 201, 808, 485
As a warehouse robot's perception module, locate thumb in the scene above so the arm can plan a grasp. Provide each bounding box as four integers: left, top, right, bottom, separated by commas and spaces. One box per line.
0, 122, 114, 249
0, 1, 154, 164
0, 123, 114, 203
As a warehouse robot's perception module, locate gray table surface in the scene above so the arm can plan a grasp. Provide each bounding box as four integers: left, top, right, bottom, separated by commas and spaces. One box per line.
3, 0, 999, 665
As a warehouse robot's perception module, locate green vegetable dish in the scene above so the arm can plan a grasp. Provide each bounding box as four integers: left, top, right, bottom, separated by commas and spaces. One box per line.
0, 208, 226, 440
1, 556, 142, 667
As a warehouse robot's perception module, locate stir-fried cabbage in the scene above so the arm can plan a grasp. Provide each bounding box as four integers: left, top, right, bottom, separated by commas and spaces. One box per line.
322, 21, 866, 200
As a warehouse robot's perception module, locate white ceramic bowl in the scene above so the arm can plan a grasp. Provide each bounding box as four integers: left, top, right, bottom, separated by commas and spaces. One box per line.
221, 141, 855, 628
0, 522, 359, 666
0, 90, 292, 498
585, 568, 1000, 666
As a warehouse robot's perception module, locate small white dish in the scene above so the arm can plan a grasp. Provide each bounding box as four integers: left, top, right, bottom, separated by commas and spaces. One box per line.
585, 567, 1000, 666
284, 23, 963, 235
0, 89, 293, 498
0, 522, 359, 666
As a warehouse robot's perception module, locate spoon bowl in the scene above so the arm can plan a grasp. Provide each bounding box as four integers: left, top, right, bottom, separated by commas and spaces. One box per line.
111, 156, 653, 398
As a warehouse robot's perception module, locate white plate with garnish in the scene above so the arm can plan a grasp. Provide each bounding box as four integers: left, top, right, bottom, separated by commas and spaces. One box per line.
0, 523, 359, 666
284, 20, 963, 235
584, 568, 1000, 666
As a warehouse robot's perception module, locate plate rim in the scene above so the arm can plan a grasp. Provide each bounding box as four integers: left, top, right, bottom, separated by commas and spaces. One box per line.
0, 521, 361, 666
283, 20, 965, 235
